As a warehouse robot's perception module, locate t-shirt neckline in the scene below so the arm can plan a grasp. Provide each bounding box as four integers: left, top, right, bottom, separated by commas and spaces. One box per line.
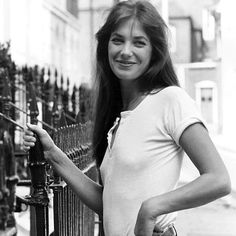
120, 87, 166, 118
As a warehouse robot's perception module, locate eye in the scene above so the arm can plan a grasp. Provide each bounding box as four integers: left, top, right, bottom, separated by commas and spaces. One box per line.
134, 40, 146, 47
110, 37, 123, 45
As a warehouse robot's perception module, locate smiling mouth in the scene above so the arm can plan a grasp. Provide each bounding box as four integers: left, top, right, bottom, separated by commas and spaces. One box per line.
116, 60, 136, 67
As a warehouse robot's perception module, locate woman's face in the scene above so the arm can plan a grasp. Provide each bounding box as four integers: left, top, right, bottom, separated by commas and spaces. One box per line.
108, 19, 152, 81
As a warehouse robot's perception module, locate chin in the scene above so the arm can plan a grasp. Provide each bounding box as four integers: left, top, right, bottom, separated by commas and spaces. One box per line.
115, 72, 139, 81
117, 75, 137, 81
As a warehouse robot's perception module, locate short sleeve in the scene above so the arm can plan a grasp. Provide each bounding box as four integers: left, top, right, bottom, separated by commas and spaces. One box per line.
164, 87, 207, 146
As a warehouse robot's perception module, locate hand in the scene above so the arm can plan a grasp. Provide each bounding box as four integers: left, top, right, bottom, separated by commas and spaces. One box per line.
134, 201, 158, 236
23, 123, 55, 157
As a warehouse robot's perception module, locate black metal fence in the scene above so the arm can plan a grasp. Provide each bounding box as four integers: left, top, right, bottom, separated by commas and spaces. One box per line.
0, 42, 98, 236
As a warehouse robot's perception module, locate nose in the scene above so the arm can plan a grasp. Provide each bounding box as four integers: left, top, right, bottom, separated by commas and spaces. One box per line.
120, 43, 133, 58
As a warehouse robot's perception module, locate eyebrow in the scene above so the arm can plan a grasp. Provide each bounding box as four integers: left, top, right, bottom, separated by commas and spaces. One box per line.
111, 32, 149, 42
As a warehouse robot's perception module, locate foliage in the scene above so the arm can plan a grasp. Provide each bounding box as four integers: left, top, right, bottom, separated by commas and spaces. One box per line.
0, 41, 16, 80
0, 42, 12, 68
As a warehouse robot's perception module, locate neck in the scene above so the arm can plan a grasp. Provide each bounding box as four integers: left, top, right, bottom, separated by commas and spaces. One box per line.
120, 80, 142, 111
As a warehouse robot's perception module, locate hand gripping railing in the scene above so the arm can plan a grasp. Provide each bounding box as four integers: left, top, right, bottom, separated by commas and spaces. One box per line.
26, 83, 96, 236
16, 82, 50, 236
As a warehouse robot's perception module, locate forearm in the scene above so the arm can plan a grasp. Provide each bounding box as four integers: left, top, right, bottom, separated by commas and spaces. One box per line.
46, 145, 103, 215
144, 172, 231, 218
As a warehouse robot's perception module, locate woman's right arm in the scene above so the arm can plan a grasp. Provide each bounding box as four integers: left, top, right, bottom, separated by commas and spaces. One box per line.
23, 123, 103, 216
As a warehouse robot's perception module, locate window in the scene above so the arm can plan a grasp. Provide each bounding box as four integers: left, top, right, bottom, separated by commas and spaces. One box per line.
202, 8, 215, 41
169, 24, 177, 53
200, 87, 213, 123
195, 80, 218, 132
66, 0, 78, 18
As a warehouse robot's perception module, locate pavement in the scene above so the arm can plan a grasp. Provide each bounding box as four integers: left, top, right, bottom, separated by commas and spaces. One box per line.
175, 197, 236, 236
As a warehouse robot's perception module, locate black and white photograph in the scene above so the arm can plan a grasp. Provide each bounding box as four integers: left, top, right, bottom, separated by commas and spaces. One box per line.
0, 0, 235, 235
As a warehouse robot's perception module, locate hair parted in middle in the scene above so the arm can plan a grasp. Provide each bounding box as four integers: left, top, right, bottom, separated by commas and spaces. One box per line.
92, 0, 179, 166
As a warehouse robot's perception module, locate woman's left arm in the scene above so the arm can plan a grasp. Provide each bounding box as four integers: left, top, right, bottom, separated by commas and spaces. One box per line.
135, 123, 231, 236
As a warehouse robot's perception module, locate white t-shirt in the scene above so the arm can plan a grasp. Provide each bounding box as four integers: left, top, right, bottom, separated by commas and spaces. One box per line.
100, 86, 206, 236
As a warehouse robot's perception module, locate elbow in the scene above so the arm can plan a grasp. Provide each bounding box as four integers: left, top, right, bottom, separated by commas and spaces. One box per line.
222, 179, 231, 196
215, 174, 231, 197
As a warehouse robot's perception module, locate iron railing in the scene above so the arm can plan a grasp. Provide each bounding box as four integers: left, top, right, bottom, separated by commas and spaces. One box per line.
0, 61, 97, 236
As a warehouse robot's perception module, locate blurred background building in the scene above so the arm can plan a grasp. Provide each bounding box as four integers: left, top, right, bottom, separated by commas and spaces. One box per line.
1, 0, 235, 139
169, 0, 222, 134
0, 0, 85, 88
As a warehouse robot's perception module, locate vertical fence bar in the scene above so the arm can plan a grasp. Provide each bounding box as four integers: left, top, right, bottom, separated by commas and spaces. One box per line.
28, 82, 49, 236
1, 72, 18, 231
51, 98, 64, 236
0, 129, 9, 231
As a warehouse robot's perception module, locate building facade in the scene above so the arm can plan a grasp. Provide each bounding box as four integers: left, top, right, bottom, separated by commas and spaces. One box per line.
0, 0, 84, 88
169, 0, 223, 134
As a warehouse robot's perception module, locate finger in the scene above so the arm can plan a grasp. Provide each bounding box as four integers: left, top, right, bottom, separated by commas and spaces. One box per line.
154, 224, 163, 233
22, 144, 32, 152
22, 147, 30, 152
22, 144, 31, 149
24, 129, 34, 136
23, 141, 35, 147
23, 134, 36, 143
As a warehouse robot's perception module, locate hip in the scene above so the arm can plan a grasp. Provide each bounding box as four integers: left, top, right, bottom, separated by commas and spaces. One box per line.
153, 224, 177, 236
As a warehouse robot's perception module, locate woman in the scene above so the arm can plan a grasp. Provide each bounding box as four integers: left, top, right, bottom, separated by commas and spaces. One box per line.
23, 1, 231, 235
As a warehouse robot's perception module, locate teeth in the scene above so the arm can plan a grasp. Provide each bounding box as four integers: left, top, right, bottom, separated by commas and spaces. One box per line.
118, 61, 133, 64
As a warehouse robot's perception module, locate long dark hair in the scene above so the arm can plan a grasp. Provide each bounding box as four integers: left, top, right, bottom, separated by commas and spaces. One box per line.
92, 0, 179, 166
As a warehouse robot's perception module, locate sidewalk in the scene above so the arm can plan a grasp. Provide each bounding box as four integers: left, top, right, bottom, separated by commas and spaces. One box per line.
211, 133, 236, 196
175, 197, 236, 236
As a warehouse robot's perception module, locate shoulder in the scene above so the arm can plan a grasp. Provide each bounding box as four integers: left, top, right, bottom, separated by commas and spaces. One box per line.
150, 86, 192, 104
161, 86, 189, 98
149, 86, 200, 120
